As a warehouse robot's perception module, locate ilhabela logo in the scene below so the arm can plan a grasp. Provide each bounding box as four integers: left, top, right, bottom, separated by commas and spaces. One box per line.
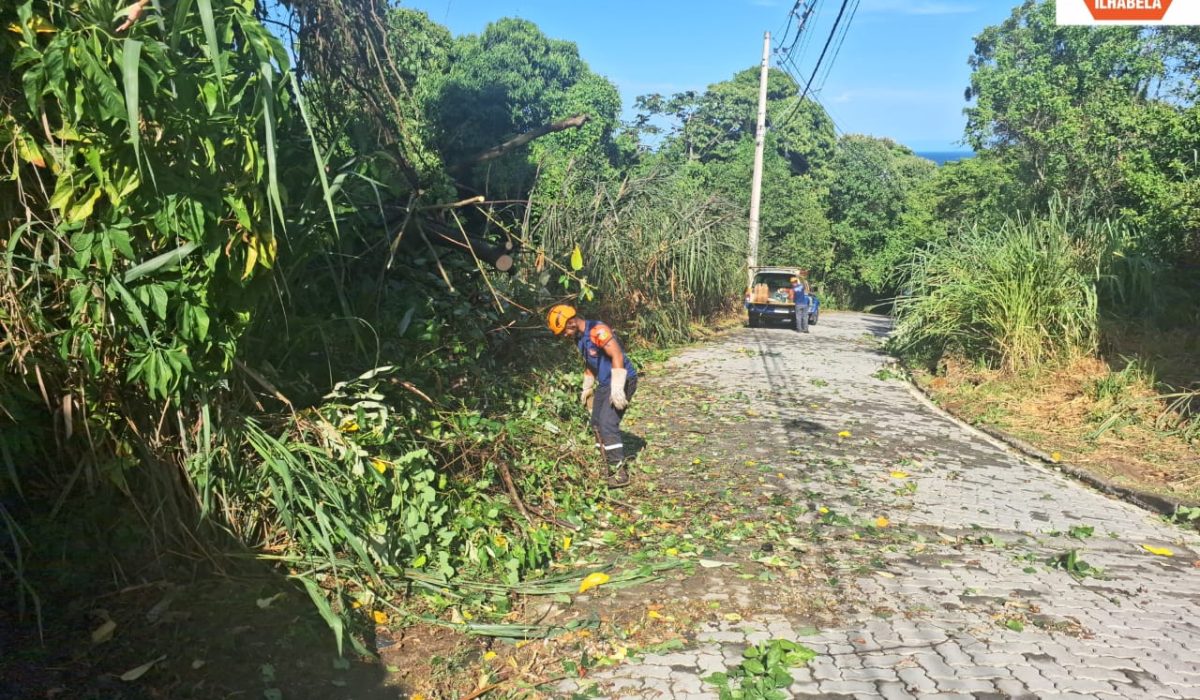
1059, 0, 1199, 24
1084, 0, 1171, 21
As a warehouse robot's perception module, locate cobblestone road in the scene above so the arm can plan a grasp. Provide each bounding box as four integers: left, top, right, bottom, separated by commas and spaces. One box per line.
559, 313, 1200, 699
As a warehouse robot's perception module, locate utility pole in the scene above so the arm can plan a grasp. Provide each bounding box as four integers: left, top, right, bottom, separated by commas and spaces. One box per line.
747, 31, 770, 288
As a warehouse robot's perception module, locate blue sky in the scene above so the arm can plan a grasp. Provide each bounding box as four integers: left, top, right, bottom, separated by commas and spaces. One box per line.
403, 0, 1018, 152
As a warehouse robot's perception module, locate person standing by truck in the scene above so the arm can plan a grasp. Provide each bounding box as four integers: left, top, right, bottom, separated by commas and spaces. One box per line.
791, 277, 810, 334
546, 304, 638, 487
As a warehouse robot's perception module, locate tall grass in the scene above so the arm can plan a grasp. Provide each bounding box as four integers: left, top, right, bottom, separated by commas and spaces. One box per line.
891, 209, 1111, 371
532, 170, 746, 345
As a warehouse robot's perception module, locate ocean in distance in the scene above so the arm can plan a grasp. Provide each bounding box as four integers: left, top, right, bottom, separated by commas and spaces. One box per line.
916, 151, 974, 165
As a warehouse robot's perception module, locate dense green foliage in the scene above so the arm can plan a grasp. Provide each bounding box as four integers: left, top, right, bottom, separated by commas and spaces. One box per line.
893, 0, 1200, 373
963, 1, 1200, 255
635, 68, 942, 305
5, 0, 1196, 656
0, 0, 748, 651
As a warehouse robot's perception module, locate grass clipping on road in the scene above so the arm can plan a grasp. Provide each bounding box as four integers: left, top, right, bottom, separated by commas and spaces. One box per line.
915, 354, 1200, 505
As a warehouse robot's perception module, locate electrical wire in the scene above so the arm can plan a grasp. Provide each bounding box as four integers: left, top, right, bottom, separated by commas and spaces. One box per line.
773, 0, 857, 133
774, 0, 812, 67
812, 0, 860, 98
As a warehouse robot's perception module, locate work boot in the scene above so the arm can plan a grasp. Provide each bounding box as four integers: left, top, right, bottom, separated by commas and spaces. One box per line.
606, 461, 630, 488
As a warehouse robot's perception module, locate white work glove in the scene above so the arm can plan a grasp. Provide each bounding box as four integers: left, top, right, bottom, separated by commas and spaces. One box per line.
581, 372, 595, 408
610, 367, 629, 410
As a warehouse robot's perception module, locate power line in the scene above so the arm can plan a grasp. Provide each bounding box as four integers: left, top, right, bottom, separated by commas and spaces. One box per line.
774, 0, 857, 132
774, 1, 818, 63
775, 0, 804, 53
812, 0, 860, 98
790, 0, 825, 75
774, 0, 800, 44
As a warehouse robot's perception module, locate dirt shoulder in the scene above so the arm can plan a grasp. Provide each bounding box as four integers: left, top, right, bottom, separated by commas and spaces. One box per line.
910, 356, 1200, 511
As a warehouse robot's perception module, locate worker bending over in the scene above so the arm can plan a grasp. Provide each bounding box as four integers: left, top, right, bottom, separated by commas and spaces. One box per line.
547, 304, 638, 487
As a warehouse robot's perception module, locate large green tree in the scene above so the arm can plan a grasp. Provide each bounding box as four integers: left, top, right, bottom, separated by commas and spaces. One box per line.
639, 68, 835, 175
964, 0, 1200, 258
423, 18, 621, 199
635, 68, 837, 291
823, 135, 937, 299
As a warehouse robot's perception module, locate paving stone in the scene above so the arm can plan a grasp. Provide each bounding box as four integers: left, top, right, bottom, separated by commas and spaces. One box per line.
694, 653, 725, 675
935, 677, 997, 693
1064, 664, 1135, 684
810, 656, 844, 682
786, 681, 823, 695
994, 678, 1038, 698
669, 674, 704, 694
818, 679, 877, 694
915, 653, 958, 680
861, 653, 914, 669
1055, 678, 1120, 694
898, 665, 939, 694
842, 666, 900, 682
551, 315, 1200, 700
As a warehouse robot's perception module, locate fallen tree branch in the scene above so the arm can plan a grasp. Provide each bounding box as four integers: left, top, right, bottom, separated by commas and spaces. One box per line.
496, 459, 536, 526
453, 114, 590, 171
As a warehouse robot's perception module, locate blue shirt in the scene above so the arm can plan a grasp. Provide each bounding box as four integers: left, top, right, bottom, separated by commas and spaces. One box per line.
792, 283, 808, 307
577, 320, 637, 386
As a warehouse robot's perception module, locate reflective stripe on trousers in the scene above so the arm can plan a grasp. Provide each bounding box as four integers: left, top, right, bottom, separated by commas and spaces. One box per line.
590, 375, 638, 464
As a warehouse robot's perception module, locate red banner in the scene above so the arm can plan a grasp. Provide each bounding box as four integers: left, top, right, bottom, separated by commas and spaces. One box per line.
1084, 0, 1172, 21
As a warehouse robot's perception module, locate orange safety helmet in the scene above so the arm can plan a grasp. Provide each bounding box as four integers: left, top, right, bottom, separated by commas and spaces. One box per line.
546, 304, 577, 335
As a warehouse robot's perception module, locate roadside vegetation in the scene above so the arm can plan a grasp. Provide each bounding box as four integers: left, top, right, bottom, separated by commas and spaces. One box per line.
0, 0, 939, 696
890, 1, 1200, 504
3, 0, 1198, 696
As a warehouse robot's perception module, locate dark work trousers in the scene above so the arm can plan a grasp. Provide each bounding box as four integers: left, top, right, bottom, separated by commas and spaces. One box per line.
794, 300, 810, 333
591, 375, 638, 464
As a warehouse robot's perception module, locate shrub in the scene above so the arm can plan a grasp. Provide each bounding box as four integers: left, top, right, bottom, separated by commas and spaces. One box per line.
891, 209, 1105, 371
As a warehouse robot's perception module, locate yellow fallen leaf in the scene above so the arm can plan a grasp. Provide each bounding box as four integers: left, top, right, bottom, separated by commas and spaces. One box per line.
91, 619, 117, 644
777, 472, 786, 478
818, 506, 829, 514
1051, 452, 1062, 462
372, 610, 389, 624
890, 470, 910, 479
493, 534, 508, 548
562, 536, 572, 550
579, 572, 610, 593
875, 517, 890, 528
413, 695, 426, 700
723, 612, 742, 621
339, 419, 360, 433
121, 655, 166, 682
351, 600, 364, 609
371, 458, 388, 474
692, 458, 702, 465
665, 547, 679, 556
837, 430, 852, 438
483, 651, 497, 661
647, 610, 664, 620
1142, 544, 1174, 557
876, 571, 896, 579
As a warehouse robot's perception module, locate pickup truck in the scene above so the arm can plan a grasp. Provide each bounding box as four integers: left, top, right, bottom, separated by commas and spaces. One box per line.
743, 267, 820, 329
